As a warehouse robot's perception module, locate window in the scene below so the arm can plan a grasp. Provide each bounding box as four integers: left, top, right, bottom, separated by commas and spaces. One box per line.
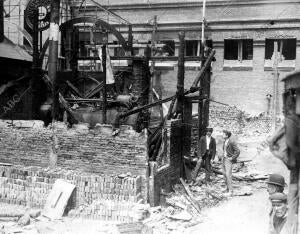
133, 48, 140, 56
160, 40, 175, 56
265, 39, 296, 61
113, 41, 125, 57
79, 32, 90, 57
224, 39, 253, 61
185, 40, 199, 56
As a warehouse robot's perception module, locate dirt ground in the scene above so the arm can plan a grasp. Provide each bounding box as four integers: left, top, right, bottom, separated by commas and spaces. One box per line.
186, 135, 289, 234
0, 134, 290, 234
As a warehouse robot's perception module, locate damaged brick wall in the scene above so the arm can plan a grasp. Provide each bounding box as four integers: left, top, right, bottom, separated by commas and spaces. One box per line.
0, 165, 144, 221
0, 121, 149, 202
151, 119, 184, 206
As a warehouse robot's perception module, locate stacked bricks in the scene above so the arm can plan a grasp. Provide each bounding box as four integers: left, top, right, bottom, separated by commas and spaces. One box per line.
68, 200, 149, 222
0, 165, 143, 217
0, 121, 148, 202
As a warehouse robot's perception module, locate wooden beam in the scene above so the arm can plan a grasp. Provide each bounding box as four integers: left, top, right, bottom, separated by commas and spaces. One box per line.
66, 80, 83, 98
190, 49, 216, 90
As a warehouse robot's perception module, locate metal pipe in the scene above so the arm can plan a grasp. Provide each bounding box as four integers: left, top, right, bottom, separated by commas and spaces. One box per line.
0, 0, 4, 42
272, 41, 279, 133
48, 0, 61, 121
89, 0, 131, 25
201, 0, 206, 45
102, 44, 107, 123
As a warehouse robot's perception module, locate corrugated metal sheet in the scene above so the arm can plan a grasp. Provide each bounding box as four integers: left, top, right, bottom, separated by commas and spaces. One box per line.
0, 37, 32, 62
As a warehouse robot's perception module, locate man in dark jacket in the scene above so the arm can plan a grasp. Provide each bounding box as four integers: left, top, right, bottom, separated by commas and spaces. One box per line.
192, 127, 216, 182
222, 130, 240, 195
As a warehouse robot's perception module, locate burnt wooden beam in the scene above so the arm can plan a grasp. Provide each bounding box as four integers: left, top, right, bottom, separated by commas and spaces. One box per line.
190, 49, 216, 91
120, 95, 176, 118
48, 0, 61, 121
66, 80, 83, 98
176, 31, 185, 115
85, 82, 103, 98
65, 98, 116, 103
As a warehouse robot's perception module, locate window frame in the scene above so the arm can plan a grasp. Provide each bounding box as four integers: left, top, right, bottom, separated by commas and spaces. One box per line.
223, 39, 254, 70
264, 38, 296, 71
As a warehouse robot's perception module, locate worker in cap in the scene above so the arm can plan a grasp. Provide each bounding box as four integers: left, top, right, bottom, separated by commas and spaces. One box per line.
267, 174, 285, 195
269, 193, 288, 234
191, 126, 216, 182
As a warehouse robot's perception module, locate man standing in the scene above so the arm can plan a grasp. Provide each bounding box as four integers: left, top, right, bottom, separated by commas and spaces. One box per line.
222, 130, 240, 195
192, 127, 216, 182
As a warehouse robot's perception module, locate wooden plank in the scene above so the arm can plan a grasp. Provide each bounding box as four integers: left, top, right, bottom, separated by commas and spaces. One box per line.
42, 179, 75, 220
179, 178, 201, 214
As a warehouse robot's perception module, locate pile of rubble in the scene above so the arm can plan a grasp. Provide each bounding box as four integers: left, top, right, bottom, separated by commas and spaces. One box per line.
142, 161, 267, 233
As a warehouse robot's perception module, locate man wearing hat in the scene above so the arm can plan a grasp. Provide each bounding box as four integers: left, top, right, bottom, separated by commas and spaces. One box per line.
267, 174, 285, 195
269, 193, 288, 234
192, 127, 216, 182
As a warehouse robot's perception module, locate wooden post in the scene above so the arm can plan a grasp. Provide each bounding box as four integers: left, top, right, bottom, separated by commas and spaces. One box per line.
102, 44, 107, 124
128, 25, 133, 56
177, 31, 185, 115
149, 15, 157, 107
31, 9, 40, 119
177, 31, 185, 178
48, 0, 61, 121
272, 41, 279, 133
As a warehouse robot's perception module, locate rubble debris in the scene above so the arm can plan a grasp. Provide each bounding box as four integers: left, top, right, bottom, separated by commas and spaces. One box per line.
179, 178, 201, 214
167, 210, 192, 221
211, 167, 267, 182
116, 222, 153, 234
29, 210, 41, 219
43, 179, 75, 220
17, 213, 30, 226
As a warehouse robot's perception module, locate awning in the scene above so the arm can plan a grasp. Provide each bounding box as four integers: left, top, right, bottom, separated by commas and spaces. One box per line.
0, 37, 32, 62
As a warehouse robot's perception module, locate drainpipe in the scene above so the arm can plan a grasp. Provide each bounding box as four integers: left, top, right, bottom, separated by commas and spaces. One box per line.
48, 0, 60, 121
0, 0, 4, 42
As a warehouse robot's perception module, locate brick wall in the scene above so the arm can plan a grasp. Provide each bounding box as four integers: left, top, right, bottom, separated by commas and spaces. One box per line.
0, 165, 144, 221
152, 119, 184, 206
158, 42, 294, 115
0, 121, 149, 201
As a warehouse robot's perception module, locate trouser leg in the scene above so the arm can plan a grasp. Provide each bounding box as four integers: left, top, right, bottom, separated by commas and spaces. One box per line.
205, 154, 212, 181
223, 158, 233, 192
222, 158, 227, 188
191, 158, 202, 181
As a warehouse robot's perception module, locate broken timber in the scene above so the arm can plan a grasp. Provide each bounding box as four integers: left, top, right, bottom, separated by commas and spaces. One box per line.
179, 178, 201, 214
119, 49, 215, 119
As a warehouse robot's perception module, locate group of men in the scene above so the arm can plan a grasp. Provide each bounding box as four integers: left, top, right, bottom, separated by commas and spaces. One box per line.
189, 127, 289, 233
267, 174, 289, 234
190, 127, 240, 195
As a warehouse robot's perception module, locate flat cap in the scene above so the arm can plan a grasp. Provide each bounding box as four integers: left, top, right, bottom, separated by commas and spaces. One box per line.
269, 193, 287, 203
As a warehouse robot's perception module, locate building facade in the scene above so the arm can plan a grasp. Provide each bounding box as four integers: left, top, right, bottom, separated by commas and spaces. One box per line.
3, 0, 300, 115
70, 0, 300, 116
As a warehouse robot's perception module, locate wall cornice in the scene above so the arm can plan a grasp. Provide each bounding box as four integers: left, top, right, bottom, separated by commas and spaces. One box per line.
72, 0, 300, 11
